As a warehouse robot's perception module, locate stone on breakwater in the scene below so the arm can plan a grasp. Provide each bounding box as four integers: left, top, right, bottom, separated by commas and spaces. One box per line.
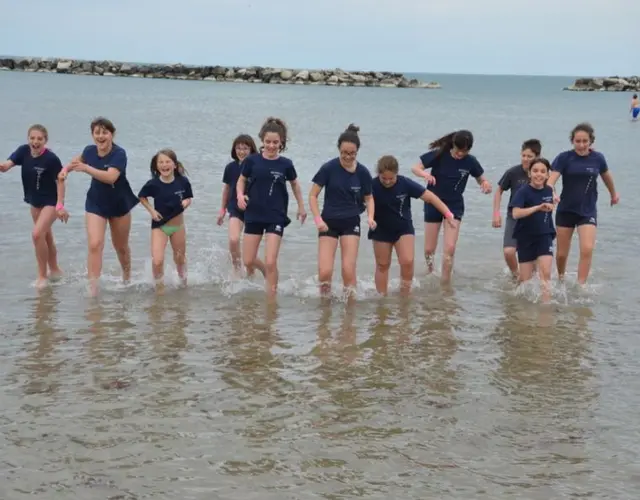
0, 57, 442, 89
564, 76, 640, 92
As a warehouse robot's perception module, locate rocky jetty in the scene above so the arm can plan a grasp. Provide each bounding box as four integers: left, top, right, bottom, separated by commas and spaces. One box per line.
0, 57, 441, 89
564, 76, 640, 92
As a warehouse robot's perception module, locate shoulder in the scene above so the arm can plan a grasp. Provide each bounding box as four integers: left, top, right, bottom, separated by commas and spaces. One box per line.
112, 144, 127, 156
82, 144, 97, 158
44, 149, 62, 164
589, 150, 606, 162
225, 160, 237, 169
553, 149, 573, 162
322, 157, 340, 170
17, 144, 30, 155
356, 162, 372, 176
278, 156, 294, 168
371, 177, 382, 189
401, 175, 424, 189
464, 153, 481, 165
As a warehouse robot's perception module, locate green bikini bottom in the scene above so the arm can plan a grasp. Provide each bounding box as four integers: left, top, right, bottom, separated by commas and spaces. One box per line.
160, 225, 183, 237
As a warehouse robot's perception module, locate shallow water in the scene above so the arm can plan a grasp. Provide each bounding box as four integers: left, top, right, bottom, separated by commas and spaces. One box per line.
0, 70, 639, 499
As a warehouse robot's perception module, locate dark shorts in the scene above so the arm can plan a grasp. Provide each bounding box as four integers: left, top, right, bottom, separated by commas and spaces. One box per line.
424, 204, 462, 223
368, 225, 415, 243
85, 196, 139, 219
244, 221, 285, 236
503, 212, 517, 248
555, 211, 596, 228
516, 234, 555, 263
319, 216, 361, 239
228, 208, 245, 222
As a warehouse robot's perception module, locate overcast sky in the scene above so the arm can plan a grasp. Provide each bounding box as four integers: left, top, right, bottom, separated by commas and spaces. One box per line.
2, 0, 637, 76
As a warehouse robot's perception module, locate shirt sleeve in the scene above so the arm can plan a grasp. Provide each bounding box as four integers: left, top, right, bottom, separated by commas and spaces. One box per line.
240, 156, 254, 178
8, 144, 28, 165
469, 156, 485, 178
498, 169, 511, 191
597, 152, 609, 174
360, 166, 373, 196
551, 152, 568, 174
285, 160, 298, 181
49, 153, 63, 176
407, 178, 427, 199
137, 179, 155, 199
311, 163, 329, 187
222, 162, 233, 184
419, 150, 438, 169
183, 177, 194, 199
106, 147, 127, 173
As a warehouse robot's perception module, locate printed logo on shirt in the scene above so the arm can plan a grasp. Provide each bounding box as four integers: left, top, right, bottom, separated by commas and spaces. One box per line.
175, 189, 185, 200
454, 169, 470, 191
397, 194, 407, 217
34, 167, 45, 190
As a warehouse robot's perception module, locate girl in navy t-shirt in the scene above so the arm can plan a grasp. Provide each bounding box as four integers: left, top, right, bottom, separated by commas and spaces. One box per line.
235, 117, 307, 296
60, 117, 139, 296
309, 124, 375, 297
138, 149, 194, 288
547, 122, 619, 285
511, 158, 556, 303
369, 155, 455, 296
0, 124, 68, 288
217, 134, 258, 274
411, 129, 492, 284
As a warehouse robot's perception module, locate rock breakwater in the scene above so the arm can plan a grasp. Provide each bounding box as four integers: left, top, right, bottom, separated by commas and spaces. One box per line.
0, 57, 441, 89
564, 76, 640, 92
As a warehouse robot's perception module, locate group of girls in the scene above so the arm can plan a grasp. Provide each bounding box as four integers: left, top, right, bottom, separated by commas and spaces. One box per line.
1, 117, 619, 302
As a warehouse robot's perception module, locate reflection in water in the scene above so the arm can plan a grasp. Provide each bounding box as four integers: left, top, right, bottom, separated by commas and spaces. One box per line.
488, 297, 597, 494
15, 288, 64, 396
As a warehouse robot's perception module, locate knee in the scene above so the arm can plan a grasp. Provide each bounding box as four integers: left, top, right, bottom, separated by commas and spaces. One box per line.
443, 243, 456, 257
503, 247, 516, 260
88, 239, 104, 255
152, 256, 164, 269
243, 254, 254, 269
398, 257, 414, 273
114, 243, 130, 258
580, 242, 595, 258
31, 228, 46, 244
341, 263, 356, 282
265, 258, 278, 275
229, 234, 241, 248
173, 249, 185, 265
376, 261, 391, 273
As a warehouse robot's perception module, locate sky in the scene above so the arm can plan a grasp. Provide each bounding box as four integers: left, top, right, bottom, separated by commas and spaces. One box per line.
1, 0, 637, 77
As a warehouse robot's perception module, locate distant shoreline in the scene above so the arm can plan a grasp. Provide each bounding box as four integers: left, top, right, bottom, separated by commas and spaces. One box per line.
564, 76, 639, 92
0, 57, 442, 90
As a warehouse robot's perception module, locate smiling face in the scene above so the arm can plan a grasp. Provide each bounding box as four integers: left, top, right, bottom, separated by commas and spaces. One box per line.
529, 161, 550, 187
235, 143, 251, 162
339, 140, 358, 169
572, 130, 591, 156
156, 153, 176, 179
28, 129, 47, 154
92, 125, 113, 151
262, 132, 281, 159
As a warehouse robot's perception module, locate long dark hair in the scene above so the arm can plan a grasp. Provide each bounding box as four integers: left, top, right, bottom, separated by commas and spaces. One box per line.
428, 129, 474, 153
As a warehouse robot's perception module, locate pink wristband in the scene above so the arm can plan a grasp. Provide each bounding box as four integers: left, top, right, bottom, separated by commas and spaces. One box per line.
314, 216, 323, 224
444, 211, 454, 220
493, 210, 501, 217
56, 203, 64, 210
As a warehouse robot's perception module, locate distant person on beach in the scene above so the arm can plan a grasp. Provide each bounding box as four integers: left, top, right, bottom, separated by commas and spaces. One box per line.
0, 124, 69, 288
411, 129, 492, 284
369, 155, 455, 296
217, 134, 261, 275
309, 124, 375, 297
511, 157, 556, 303
631, 94, 639, 121
547, 122, 619, 285
492, 139, 542, 279
235, 117, 307, 296
59, 117, 139, 296
138, 149, 193, 288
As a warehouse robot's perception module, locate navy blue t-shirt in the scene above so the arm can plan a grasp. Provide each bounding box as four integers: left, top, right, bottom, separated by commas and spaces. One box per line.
419, 149, 484, 212
312, 157, 373, 220
83, 144, 139, 215
138, 175, 194, 229
551, 150, 608, 219
241, 153, 297, 225
222, 160, 244, 213
498, 164, 529, 215
511, 184, 556, 241
9, 145, 63, 207
372, 175, 426, 231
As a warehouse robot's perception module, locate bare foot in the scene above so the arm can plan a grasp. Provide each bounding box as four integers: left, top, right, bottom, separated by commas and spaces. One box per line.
35, 277, 48, 290
48, 268, 64, 281
88, 279, 99, 297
